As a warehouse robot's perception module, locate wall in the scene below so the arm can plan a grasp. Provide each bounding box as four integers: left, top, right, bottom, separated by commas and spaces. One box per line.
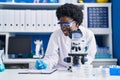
112, 0, 120, 65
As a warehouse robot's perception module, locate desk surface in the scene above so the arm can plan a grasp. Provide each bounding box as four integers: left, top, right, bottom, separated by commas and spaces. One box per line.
0, 69, 120, 80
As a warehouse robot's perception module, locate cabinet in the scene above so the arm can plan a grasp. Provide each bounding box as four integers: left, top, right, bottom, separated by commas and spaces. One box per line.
0, 2, 117, 68
84, 3, 113, 59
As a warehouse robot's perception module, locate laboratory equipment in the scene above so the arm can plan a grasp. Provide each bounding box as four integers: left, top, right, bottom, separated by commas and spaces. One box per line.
33, 40, 44, 58
67, 29, 88, 72
80, 64, 93, 77
0, 49, 5, 72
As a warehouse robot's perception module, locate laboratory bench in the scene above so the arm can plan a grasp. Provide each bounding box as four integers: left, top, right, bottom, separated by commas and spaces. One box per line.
3, 58, 117, 69
0, 68, 120, 80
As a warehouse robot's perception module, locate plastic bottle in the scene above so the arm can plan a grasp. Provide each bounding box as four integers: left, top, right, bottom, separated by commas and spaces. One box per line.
80, 64, 93, 77
95, 66, 110, 78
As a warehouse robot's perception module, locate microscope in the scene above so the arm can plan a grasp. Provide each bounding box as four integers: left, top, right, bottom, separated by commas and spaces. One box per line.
66, 29, 88, 72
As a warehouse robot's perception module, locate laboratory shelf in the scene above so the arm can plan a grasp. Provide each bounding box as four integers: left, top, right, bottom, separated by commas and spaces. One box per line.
0, 2, 84, 9
0, 2, 111, 9
0, 2, 117, 68
89, 28, 112, 35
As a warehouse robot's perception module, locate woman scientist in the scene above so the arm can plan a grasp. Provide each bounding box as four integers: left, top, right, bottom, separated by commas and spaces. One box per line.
35, 3, 97, 69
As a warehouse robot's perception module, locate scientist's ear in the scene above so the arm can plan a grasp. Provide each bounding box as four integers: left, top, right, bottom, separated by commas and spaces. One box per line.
76, 22, 80, 28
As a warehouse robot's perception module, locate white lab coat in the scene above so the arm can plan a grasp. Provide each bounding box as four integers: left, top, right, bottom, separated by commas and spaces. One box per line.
43, 26, 97, 69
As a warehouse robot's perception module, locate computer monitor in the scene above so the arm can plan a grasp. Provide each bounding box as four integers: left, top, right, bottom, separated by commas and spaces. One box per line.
8, 36, 32, 58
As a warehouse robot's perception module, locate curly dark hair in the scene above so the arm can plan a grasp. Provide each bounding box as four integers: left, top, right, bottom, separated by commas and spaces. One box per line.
56, 3, 83, 26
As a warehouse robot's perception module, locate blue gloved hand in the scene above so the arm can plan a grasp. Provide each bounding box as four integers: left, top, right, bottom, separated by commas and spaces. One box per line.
0, 63, 5, 72
35, 60, 48, 70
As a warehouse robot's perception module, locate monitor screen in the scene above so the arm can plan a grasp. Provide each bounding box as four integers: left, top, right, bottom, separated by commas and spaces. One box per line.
8, 36, 32, 55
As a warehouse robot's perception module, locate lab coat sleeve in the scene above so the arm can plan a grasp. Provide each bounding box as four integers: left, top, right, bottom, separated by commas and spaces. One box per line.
85, 33, 97, 64
42, 32, 59, 69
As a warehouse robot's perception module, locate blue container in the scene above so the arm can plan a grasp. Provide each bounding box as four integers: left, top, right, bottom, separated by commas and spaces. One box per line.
110, 68, 120, 76
48, 0, 58, 3
84, 0, 96, 2
0, 0, 12, 2
15, 0, 34, 3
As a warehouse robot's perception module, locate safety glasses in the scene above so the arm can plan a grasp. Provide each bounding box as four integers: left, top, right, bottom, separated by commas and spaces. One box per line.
58, 21, 75, 29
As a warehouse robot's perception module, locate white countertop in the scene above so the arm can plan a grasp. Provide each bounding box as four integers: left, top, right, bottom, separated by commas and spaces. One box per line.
3, 58, 117, 63
0, 68, 120, 80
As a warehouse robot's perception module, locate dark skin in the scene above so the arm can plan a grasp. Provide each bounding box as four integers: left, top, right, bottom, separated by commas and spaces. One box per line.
59, 16, 79, 36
